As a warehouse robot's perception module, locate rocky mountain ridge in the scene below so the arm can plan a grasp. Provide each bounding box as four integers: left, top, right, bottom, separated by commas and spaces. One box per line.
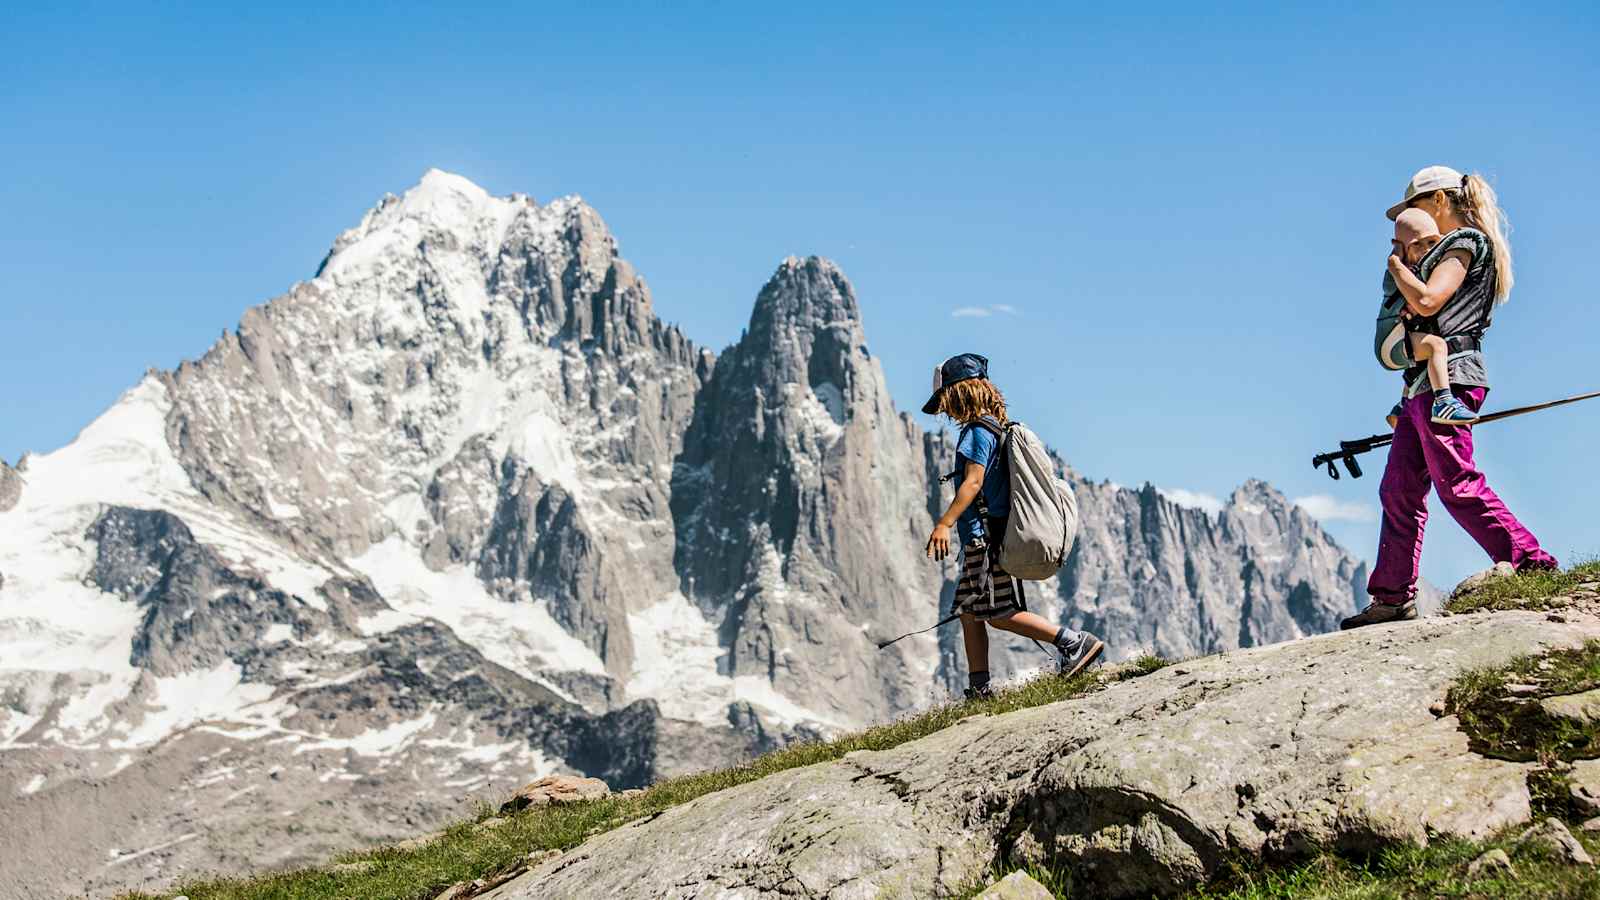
1, 170, 1372, 898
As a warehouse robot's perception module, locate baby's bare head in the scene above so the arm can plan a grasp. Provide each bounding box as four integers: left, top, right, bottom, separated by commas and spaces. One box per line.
1394, 208, 1442, 266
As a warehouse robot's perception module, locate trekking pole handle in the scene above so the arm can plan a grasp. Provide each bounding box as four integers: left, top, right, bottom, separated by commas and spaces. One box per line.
1311, 433, 1393, 480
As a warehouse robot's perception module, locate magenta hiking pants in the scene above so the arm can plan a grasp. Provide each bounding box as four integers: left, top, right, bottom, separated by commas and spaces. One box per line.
1368, 386, 1558, 604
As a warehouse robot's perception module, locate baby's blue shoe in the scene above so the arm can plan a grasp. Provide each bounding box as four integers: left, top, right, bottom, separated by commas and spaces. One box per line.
1430, 394, 1479, 426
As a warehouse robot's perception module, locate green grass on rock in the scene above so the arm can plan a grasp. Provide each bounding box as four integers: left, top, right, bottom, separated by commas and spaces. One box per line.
1444, 560, 1600, 616
119, 664, 1143, 900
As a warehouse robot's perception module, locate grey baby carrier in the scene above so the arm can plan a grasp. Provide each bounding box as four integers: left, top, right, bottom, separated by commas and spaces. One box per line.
1373, 229, 1490, 370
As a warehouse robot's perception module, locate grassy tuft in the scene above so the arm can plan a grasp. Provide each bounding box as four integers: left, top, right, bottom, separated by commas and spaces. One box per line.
953, 862, 1075, 899
117, 663, 1145, 900
1444, 559, 1600, 615
1444, 639, 1600, 825
968, 832, 1600, 899
1183, 834, 1600, 900
1445, 639, 1600, 765
1115, 653, 1177, 680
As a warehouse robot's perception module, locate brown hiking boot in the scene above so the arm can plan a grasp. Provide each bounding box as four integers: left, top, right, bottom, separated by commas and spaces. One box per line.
1340, 599, 1418, 630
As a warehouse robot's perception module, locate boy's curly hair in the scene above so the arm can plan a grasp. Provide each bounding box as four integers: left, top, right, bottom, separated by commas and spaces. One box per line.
939, 378, 1007, 424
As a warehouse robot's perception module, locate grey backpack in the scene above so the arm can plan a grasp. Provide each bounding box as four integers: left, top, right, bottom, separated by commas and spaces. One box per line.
970, 417, 1079, 580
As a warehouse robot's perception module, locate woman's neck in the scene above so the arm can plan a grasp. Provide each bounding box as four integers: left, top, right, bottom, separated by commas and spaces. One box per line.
1436, 210, 1469, 232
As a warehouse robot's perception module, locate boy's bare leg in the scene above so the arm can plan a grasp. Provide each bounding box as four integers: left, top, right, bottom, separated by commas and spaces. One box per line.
1410, 333, 1451, 393
986, 610, 1062, 643
960, 612, 989, 673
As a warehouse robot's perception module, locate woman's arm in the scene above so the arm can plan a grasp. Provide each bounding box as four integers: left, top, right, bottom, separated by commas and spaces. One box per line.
1388, 248, 1472, 317
925, 462, 985, 561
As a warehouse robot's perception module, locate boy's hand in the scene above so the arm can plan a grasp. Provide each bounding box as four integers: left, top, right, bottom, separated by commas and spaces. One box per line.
1387, 253, 1406, 274
925, 524, 953, 561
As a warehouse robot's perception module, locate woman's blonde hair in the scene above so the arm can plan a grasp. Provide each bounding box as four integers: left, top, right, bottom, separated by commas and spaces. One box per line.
1443, 172, 1514, 303
939, 378, 1007, 424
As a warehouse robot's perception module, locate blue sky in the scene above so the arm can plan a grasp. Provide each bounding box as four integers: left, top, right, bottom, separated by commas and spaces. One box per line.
2, 2, 1596, 589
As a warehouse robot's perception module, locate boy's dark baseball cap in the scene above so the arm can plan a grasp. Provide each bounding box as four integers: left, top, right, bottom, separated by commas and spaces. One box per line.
921, 353, 989, 414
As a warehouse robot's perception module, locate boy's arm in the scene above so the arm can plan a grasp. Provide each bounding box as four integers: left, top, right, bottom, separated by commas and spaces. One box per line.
1388, 249, 1471, 317
925, 462, 986, 561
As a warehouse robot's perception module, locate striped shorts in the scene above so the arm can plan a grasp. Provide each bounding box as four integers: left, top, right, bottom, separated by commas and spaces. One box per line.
955, 538, 1025, 620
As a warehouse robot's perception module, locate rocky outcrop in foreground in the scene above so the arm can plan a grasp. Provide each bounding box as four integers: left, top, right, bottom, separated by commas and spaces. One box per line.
486, 610, 1599, 899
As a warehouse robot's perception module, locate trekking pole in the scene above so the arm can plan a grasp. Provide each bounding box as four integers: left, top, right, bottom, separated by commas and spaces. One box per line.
1311, 389, 1600, 480
876, 611, 1057, 665
876, 610, 961, 650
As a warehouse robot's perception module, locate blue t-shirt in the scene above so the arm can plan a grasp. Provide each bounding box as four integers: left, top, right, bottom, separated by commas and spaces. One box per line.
954, 422, 1010, 545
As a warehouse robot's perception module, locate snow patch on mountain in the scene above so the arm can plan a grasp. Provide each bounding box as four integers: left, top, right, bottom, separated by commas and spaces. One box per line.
626, 591, 842, 729
351, 536, 606, 680
0, 377, 334, 749
113, 663, 277, 749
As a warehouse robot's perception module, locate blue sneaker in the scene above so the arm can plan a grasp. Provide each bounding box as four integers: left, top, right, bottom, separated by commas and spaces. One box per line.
1431, 394, 1479, 426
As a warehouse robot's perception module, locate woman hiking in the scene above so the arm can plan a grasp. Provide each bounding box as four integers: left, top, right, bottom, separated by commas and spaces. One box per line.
1343, 165, 1559, 630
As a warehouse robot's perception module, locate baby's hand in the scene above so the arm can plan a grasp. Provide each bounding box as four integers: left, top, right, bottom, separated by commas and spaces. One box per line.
1387, 253, 1406, 274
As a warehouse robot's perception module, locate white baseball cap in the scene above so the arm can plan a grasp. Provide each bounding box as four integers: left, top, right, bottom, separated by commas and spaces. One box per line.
1386, 165, 1466, 220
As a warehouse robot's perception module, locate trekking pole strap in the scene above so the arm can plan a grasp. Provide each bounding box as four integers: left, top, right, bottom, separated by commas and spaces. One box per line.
875, 609, 963, 650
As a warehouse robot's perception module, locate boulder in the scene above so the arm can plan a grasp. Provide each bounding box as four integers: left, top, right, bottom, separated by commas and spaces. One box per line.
1466, 848, 1513, 877
1452, 561, 1515, 598
1518, 818, 1593, 866
500, 775, 610, 814
1541, 690, 1600, 727
480, 611, 1599, 900
1570, 760, 1600, 817
978, 871, 1055, 899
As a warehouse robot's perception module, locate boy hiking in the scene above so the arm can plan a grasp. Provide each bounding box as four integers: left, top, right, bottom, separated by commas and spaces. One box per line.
920, 353, 1104, 699
1384, 208, 1477, 428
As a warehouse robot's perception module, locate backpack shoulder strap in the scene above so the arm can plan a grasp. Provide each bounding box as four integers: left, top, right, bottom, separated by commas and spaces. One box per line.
939, 418, 1010, 516
972, 415, 1007, 440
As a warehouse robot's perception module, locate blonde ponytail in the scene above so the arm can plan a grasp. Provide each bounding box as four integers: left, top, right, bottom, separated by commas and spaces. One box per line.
1449, 173, 1514, 303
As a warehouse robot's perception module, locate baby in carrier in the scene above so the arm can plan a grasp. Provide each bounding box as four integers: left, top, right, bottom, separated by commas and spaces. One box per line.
1385, 208, 1478, 428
